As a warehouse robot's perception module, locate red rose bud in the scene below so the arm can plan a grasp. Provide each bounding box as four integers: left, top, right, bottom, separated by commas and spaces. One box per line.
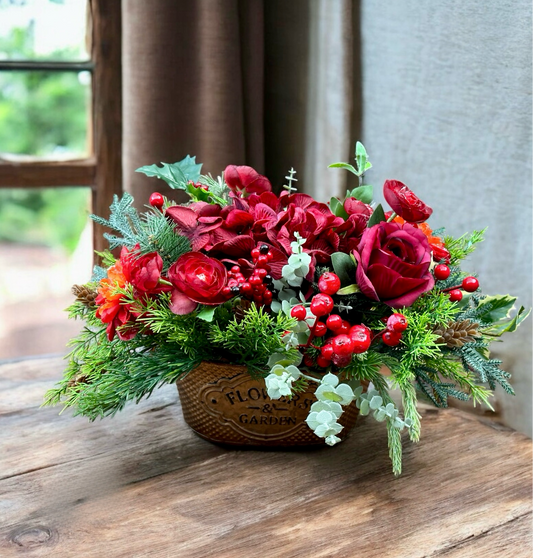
168, 252, 228, 314
224, 165, 272, 196
383, 180, 433, 224
432, 244, 451, 263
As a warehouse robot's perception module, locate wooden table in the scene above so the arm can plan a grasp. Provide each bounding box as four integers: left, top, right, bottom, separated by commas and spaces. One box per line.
1, 357, 531, 558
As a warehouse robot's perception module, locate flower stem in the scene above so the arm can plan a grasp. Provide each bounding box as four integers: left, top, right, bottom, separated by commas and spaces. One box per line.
386, 211, 397, 223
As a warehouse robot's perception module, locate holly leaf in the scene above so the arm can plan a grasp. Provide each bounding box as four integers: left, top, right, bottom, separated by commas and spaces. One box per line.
331, 252, 357, 286
474, 295, 518, 323
481, 305, 531, 336
136, 155, 203, 190
367, 204, 386, 227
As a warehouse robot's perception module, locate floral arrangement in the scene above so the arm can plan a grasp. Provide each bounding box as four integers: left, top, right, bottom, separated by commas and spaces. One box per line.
44, 142, 529, 475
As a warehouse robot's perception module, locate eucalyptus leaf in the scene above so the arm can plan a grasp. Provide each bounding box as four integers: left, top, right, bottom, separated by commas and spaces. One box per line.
331, 252, 357, 286
328, 162, 358, 176
337, 284, 360, 295
348, 185, 373, 204
367, 204, 386, 227
197, 306, 216, 322
355, 141, 368, 174
330, 197, 349, 219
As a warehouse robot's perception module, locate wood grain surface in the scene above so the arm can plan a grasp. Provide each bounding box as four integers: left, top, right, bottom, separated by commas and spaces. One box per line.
1, 356, 531, 558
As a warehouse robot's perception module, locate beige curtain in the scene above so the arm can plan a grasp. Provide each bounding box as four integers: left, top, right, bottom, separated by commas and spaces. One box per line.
122, 0, 359, 204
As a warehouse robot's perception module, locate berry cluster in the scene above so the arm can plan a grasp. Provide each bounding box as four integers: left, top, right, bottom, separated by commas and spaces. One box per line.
222, 244, 274, 305
291, 272, 374, 369
434, 264, 479, 302
381, 313, 408, 346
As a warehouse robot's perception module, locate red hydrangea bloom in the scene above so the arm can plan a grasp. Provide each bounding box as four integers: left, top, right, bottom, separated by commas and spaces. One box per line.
383, 180, 433, 224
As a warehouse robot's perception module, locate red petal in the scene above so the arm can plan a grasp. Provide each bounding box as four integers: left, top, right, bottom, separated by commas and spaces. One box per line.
169, 289, 198, 315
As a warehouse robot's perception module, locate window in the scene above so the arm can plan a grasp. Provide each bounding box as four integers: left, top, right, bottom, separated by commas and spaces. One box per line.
0, 0, 121, 359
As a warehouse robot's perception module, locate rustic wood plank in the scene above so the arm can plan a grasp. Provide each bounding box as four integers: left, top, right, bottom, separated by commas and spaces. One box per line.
90, 0, 123, 254
0, 357, 531, 557
0, 159, 96, 188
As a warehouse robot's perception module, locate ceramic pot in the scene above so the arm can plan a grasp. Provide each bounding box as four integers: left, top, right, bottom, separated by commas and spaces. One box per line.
176, 361, 362, 447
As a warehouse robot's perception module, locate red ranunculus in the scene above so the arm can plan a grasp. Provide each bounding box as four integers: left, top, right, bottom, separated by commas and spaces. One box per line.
383, 180, 433, 224
120, 245, 163, 292
224, 165, 272, 196
353, 222, 434, 308
167, 252, 228, 314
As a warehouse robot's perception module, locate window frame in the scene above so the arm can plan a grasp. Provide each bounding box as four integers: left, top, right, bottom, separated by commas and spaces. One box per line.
0, 0, 122, 254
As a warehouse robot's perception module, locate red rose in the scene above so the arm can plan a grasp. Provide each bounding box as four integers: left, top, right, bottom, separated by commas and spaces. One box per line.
224, 165, 272, 196
353, 222, 434, 308
383, 180, 433, 224
167, 252, 228, 314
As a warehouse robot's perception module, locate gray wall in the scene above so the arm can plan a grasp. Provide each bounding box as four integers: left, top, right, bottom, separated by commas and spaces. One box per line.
361, 0, 532, 435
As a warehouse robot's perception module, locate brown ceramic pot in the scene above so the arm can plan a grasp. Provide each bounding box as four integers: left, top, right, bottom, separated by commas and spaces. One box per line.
176, 361, 362, 447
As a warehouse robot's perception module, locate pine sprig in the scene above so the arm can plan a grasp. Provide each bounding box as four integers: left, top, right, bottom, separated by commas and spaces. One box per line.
458, 343, 514, 394
210, 305, 296, 375
90, 193, 191, 264
444, 228, 486, 265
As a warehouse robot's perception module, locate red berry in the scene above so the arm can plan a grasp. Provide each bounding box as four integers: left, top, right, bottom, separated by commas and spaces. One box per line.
462, 276, 479, 292
326, 314, 343, 332
339, 320, 351, 335
290, 305, 307, 321
256, 255, 269, 268
240, 282, 252, 295
386, 313, 408, 333
382, 330, 402, 346
434, 264, 451, 281
321, 344, 334, 360
255, 268, 268, 279
349, 325, 372, 354
231, 265, 240, 274
251, 248, 260, 260
313, 321, 327, 336
303, 355, 315, 367
263, 289, 273, 300
310, 294, 334, 316
318, 272, 341, 295
221, 286, 232, 297
149, 192, 164, 209
266, 251, 273, 261
449, 289, 463, 302
316, 356, 331, 368
331, 353, 352, 368
249, 275, 262, 286
331, 334, 355, 356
